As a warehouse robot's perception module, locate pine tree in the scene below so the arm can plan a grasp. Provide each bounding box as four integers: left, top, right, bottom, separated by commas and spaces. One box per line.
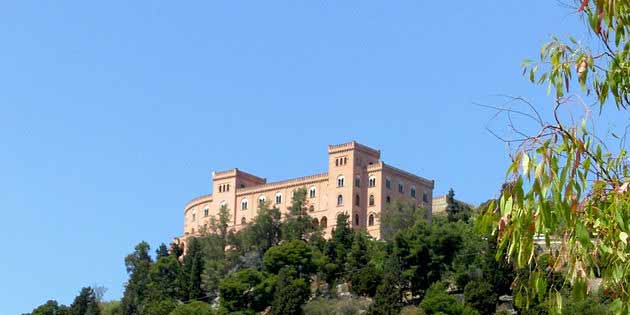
69, 287, 100, 315
121, 242, 153, 315
282, 188, 315, 241
368, 256, 403, 315
271, 267, 310, 315
155, 243, 169, 260
183, 237, 205, 301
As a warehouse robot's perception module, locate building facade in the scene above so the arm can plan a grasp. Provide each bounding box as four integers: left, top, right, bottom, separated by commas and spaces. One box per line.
182, 141, 434, 240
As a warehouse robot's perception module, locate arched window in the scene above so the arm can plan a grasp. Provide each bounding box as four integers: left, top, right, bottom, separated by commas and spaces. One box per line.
354, 213, 359, 226
241, 217, 246, 225
337, 175, 345, 187
220, 201, 227, 208
386, 195, 391, 203
368, 214, 375, 226
355, 194, 360, 206
423, 192, 429, 202
369, 194, 375, 206
369, 176, 376, 187
398, 182, 404, 193
411, 186, 417, 198
218, 185, 222, 193
337, 194, 343, 206
385, 178, 391, 189
321, 216, 328, 228
355, 176, 361, 187
204, 207, 209, 217
192, 209, 196, 221
241, 199, 249, 210
309, 186, 317, 198
275, 192, 282, 205
258, 195, 266, 206
312, 218, 319, 227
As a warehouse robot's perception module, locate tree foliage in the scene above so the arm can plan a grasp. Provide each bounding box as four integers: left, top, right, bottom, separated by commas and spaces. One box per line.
485, 1, 630, 314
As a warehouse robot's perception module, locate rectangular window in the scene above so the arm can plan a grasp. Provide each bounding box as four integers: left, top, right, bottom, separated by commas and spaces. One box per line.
386, 179, 391, 189
355, 177, 360, 187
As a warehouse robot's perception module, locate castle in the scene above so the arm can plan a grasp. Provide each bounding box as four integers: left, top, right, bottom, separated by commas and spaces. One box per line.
182, 141, 434, 240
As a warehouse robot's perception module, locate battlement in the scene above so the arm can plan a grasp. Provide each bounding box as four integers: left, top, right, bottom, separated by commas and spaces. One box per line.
328, 141, 381, 157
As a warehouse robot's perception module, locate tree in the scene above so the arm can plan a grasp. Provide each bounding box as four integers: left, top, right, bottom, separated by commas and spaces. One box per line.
245, 202, 282, 253
487, 1, 630, 313
322, 213, 354, 284
219, 268, 277, 314
420, 282, 478, 315
121, 242, 153, 315
148, 255, 185, 302
168, 301, 214, 315
380, 198, 426, 240
282, 188, 317, 241
350, 264, 382, 297
393, 217, 464, 297
69, 287, 100, 315
156, 243, 170, 260
464, 280, 497, 315
368, 256, 403, 315
263, 240, 315, 278
209, 204, 231, 248
182, 237, 204, 301
29, 300, 70, 315
270, 267, 310, 315
445, 188, 471, 223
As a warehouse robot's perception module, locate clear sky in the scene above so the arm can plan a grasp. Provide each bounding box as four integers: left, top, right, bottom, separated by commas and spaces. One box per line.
0, 1, 584, 314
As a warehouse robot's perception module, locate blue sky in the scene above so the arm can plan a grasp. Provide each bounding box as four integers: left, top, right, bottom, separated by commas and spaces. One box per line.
0, 1, 585, 313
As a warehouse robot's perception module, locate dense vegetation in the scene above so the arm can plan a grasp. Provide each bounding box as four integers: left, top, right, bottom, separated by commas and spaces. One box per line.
30, 187, 612, 315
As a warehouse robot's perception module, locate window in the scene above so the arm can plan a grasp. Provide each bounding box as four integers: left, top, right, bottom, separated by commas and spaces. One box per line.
423, 192, 429, 202
218, 185, 222, 193
226, 184, 230, 192
312, 218, 319, 227
386, 195, 391, 203
369, 176, 376, 187
258, 195, 266, 206
204, 207, 209, 217
337, 175, 345, 187
369, 194, 375, 206
355, 176, 360, 187
355, 194, 360, 206
335, 158, 339, 166
337, 194, 343, 206
354, 213, 359, 226
398, 183, 404, 193
275, 192, 282, 205
241, 199, 249, 210
386, 178, 391, 189
191, 228, 195, 234
192, 212, 196, 221
220, 201, 227, 208
240, 184, 245, 188
411, 186, 417, 198
321, 216, 328, 228
344, 157, 347, 165
241, 217, 246, 225
368, 214, 375, 226
309, 186, 316, 198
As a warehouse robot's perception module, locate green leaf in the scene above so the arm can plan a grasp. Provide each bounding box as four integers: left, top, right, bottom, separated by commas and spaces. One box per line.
620, 232, 628, 245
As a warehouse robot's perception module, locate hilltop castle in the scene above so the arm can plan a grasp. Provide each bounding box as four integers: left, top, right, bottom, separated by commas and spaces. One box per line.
182, 141, 434, 240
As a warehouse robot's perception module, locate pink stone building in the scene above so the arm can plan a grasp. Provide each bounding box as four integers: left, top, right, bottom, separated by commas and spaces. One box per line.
182, 141, 434, 240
